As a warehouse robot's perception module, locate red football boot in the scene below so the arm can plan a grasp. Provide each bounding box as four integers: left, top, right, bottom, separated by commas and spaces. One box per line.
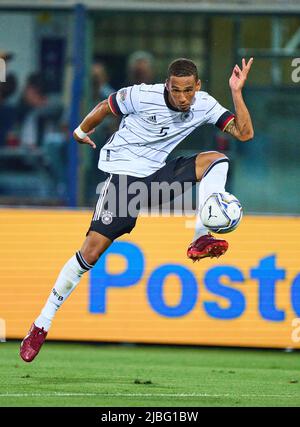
20, 323, 48, 362
187, 233, 228, 261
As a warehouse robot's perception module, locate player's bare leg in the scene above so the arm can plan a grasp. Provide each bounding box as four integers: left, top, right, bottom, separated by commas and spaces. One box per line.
20, 231, 111, 362
187, 151, 229, 261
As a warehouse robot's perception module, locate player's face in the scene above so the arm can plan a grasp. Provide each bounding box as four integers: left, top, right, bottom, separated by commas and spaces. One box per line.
166, 75, 201, 112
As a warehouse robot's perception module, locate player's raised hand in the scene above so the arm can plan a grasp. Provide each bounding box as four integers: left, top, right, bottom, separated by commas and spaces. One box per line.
229, 57, 253, 92
73, 128, 96, 149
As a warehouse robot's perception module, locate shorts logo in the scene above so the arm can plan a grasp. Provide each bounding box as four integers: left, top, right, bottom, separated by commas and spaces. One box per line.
101, 210, 113, 225
119, 89, 127, 102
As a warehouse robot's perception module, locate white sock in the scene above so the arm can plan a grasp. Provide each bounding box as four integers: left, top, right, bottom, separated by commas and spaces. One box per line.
35, 252, 93, 331
194, 159, 229, 240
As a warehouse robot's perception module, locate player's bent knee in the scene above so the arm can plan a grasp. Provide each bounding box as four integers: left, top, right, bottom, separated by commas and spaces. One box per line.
196, 151, 227, 164
195, 152, 228, 181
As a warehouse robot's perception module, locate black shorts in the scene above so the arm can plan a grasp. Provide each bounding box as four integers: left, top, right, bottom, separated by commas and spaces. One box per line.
87, 154, 197, 241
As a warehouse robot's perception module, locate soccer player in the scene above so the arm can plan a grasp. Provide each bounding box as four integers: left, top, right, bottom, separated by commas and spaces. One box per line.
20, 58, 254, 362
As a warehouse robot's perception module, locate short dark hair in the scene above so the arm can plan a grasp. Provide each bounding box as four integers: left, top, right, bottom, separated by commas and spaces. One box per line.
167, 58, 198, 81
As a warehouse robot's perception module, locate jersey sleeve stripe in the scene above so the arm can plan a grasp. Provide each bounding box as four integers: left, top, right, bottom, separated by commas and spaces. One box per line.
108, 93, 122, 116
215, 111, 235, 131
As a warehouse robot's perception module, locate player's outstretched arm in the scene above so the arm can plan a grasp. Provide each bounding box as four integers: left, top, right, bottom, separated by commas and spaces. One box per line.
73, 99, 113, 149
225, 58, 254, 142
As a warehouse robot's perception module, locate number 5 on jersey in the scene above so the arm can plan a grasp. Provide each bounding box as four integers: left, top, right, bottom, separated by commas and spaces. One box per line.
159, 127, 170, 137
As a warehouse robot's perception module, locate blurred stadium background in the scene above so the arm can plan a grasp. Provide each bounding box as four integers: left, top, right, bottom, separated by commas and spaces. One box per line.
1, 0, 300, 407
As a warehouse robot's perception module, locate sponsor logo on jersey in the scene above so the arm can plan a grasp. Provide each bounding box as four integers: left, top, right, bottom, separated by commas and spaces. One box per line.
148, 115, 157, 123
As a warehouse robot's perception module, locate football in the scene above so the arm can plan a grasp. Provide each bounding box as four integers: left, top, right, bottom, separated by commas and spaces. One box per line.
200, 192, 243, 234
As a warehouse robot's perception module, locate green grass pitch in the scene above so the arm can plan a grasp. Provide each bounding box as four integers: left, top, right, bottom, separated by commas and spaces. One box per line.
0, 341, 300, 407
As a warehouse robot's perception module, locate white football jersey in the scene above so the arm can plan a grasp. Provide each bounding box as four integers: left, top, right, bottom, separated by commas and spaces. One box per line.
98, 83, 234, 177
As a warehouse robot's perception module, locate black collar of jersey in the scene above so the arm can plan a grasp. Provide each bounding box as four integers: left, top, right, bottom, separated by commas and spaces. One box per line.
163, 87, 182, 112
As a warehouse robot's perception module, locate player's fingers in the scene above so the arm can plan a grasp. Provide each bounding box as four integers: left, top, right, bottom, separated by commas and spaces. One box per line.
242, 58, 253, 79
242, 58, 246, 70
246, 57, 254, 70
87, 128, 95, 136
83, 136, 96, 149
233, 65, 241, 77
235, 64, 242, 74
